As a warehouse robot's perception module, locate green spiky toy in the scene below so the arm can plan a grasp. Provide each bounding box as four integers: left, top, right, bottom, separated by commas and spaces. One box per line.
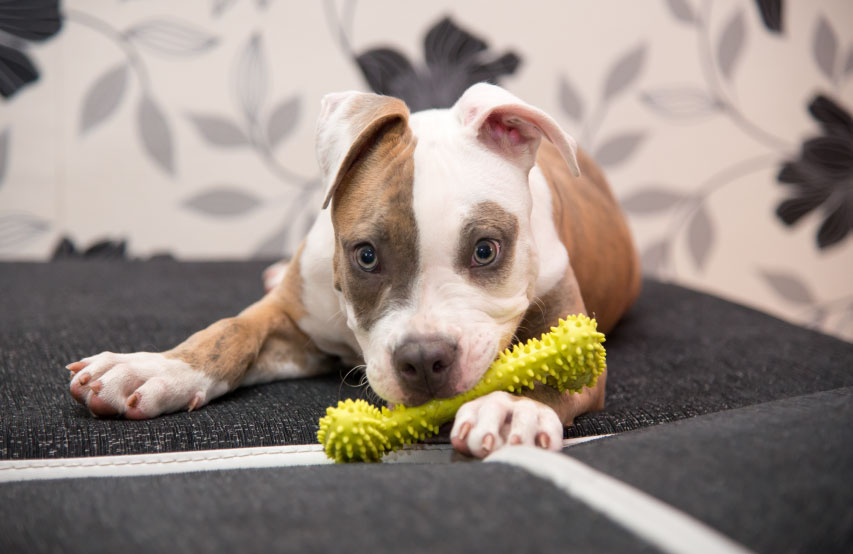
317, 314, 606, 463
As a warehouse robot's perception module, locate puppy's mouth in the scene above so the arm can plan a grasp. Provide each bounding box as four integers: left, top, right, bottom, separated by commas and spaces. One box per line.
384, 334, 505, 407
393, 387, 451, 408
389, 362, 464, 407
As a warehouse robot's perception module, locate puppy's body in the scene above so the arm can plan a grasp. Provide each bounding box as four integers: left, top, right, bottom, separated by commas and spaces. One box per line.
535, 141, 640, 335
68, 84, 639, 458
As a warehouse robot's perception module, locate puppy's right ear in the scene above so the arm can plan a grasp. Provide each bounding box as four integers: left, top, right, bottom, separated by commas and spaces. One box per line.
316, 91, 410, 209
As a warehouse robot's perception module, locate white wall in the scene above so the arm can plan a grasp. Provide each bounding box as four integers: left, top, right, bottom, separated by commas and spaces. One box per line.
1, 0, 851, 340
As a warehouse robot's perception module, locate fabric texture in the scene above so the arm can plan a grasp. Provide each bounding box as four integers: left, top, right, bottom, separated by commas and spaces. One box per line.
0, 462, 663, 554
1, 260, 851, 459
566, 387, 853, 554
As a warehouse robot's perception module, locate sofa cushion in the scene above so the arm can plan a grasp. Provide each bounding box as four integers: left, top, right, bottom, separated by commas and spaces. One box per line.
1, 261, 850, 459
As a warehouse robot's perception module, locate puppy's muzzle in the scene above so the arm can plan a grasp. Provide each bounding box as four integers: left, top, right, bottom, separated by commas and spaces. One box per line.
392, 334, 458, 404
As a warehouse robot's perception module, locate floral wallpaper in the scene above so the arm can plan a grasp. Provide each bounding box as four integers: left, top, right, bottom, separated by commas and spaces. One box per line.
0, 0, 851, 340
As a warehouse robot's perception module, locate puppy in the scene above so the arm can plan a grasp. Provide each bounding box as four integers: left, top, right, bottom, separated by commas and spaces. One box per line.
68, 83, 640, 459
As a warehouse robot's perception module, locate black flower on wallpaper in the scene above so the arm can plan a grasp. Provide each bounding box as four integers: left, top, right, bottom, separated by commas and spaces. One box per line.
753, 0, 783, 33
52, 237, 128, 260
776, 95, 853, 249
356, 17, 520, 112
0, 0, 62, 99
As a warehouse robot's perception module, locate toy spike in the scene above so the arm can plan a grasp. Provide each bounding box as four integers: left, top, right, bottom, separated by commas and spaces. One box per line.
317, 314, 606, 463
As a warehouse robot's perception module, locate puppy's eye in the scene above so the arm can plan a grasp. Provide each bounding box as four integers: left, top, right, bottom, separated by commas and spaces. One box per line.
354, 244, 379, 272
471, 239, 500, 266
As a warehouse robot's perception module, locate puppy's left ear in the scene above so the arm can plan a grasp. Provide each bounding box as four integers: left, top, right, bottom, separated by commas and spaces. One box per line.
316, 91, 411, 209
453, 83, 580, 176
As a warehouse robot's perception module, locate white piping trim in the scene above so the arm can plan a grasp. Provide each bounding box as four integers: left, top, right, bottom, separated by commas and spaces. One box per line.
0, 444, 332, 482
486, 446, 754, 554
0, 436, 612, 482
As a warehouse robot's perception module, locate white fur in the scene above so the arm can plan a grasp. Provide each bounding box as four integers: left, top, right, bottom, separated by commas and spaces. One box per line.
71, 352, 228, 417
295, 210, 362, 363
243, 360, 308, 386
450, 391, 563, 458
529, 166, 571, 297
262, 260, 288, 292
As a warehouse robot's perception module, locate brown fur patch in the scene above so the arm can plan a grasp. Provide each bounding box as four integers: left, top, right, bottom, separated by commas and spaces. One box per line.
165, 248, 321, 388
165, 299, 291, 388
271, 242, 307, 321
517, 266, 586, 343
455, 201, 519, 288
329, 98, 419, 331
535, 141, 641, 333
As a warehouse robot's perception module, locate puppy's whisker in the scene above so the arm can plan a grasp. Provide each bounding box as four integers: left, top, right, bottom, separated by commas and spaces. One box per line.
342, 364, 365, 381
338, 364, 367, 399
532, 297, 547, 318
358, 384, 382, 406
324, 310, 347, 325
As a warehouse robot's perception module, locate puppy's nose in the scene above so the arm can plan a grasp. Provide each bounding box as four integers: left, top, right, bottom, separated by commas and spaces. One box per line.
392, 335, 457, 396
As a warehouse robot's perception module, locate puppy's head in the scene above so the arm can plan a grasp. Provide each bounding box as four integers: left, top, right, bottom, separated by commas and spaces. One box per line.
317, 83, 579, 406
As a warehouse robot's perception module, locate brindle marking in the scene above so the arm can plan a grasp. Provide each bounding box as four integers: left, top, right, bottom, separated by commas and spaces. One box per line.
166, 295, 296, 388
165, 244, 324, 389
454, 201, 519, 289
511, 141, 636, 424
329, 98, 419, 332
534, 140, 641, 333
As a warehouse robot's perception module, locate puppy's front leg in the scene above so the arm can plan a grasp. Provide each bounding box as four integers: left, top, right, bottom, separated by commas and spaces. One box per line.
67, 290, 324, 419
449, 376, 607, 458
450, 392, 564, 457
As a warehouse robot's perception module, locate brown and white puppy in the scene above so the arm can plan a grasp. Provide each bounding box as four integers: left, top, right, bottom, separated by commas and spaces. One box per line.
67, 84, 640, 459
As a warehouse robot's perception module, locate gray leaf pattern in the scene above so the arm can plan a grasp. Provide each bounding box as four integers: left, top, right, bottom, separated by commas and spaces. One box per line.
687, 205, 714, 270
184, 186, 261, 217
253, 219, 290, 257
0, 128, 8, 187
602, 44, 647, 100
593, 132, 645, 167
211, 0, 237, 17
808, 307, 828, 328
621, 188, 686, 214
138, 96, 175, 175
665, 0, 696, 24
641, 87, 720, 118
187, 114, 249, 147
125, 18, 219, 57
717, 9, 746, 82
266, 97, 300, 149
844, 47, 853, 78
235, 33, 268, 121
760, 269, 816, 304
80, 63, 129, 134
813, 15, 838, 81
834, 304, 853, 336
641, 240, 670, 274
0, 212, 49, 248
559, 75, 584, 122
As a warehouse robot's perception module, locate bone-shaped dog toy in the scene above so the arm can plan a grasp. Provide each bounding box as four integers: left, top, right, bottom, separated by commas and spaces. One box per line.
317, 314, 606, 463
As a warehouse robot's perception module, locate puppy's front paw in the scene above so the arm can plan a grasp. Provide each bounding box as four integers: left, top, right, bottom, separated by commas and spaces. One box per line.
263, 261, 289, 292
67, 352, 227, 419
450, 391, 563, 459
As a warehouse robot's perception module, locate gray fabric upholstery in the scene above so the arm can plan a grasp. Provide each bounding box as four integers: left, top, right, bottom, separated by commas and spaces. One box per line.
568, 387, 853, 554
1, 261, 851, 459
0, 463, 662, 554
